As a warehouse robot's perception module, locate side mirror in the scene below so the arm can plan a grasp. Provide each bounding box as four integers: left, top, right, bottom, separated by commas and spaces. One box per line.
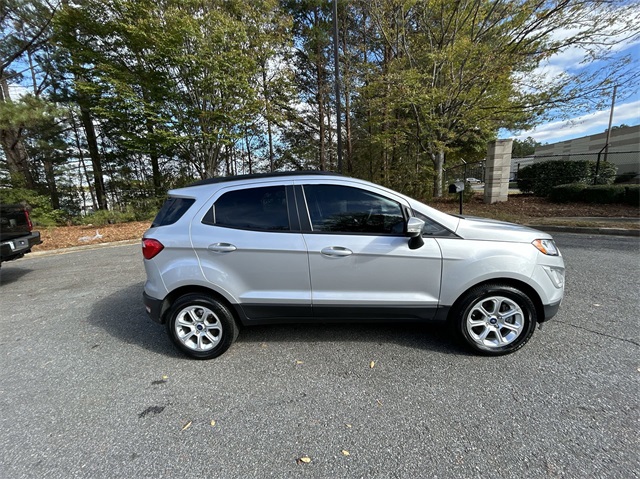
406, 217, 425, 250
406, 217, 424, 237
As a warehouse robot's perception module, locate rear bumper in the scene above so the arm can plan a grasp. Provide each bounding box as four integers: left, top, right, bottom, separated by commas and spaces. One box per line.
0, 231, 42, 262
143, 291, 164, 324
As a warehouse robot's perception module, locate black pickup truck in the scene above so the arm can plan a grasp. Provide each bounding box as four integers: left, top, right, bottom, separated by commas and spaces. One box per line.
0, 204, 42, 267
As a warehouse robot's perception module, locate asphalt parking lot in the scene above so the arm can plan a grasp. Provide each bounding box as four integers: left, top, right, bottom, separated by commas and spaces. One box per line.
1, 233, 638, 478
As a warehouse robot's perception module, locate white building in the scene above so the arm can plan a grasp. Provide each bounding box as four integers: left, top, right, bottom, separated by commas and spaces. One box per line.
533, 124, 640, 174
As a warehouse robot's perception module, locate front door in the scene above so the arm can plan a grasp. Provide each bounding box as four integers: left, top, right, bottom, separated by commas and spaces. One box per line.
299, 183, 442, 320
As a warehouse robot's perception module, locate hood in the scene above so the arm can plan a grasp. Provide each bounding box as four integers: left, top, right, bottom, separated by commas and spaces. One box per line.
454, 216, 552, 242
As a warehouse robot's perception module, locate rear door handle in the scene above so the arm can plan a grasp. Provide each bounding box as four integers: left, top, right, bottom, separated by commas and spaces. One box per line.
208, 243, 237, 253
321, 246, 353, 257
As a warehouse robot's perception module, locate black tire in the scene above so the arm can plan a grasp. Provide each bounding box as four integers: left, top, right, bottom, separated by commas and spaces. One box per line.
166, 293, 239, 359
451, 283, 537, 356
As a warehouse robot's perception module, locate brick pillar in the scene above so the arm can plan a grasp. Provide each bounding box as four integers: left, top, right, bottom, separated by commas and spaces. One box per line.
484, 139, 513, 204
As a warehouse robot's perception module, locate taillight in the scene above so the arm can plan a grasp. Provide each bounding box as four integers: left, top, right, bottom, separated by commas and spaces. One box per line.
142, 238, 164, 259
24, 209, 33, 231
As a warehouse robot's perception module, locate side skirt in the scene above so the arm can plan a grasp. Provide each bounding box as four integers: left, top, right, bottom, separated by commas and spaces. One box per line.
233, 304, 451, 325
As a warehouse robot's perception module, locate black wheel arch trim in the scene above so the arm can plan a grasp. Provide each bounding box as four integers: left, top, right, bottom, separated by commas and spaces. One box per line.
447, 278, 550, 324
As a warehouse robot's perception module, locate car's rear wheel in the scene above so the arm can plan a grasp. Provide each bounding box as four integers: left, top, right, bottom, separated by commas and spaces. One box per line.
452, 284, 537, 355
166, 293, 238, 359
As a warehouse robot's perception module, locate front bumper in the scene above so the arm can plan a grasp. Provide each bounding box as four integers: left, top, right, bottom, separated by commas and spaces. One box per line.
541, 299, 562, 322
143, 291, 164, 324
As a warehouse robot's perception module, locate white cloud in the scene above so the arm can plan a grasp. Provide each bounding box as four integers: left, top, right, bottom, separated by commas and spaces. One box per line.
529, 5, 640, 79
509, 100, 640, 143
7, 83, 29, 100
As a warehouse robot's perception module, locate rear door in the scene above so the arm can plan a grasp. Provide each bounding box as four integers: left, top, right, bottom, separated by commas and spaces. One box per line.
190, 182, 312, 320
298, 181, 443, 320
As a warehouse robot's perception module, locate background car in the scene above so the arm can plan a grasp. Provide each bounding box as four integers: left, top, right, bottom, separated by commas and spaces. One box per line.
142, 172, 564, 359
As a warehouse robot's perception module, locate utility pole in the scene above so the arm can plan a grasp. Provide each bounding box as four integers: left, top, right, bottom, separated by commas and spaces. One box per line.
332, 0, 343, 173
604, 85, 618, 164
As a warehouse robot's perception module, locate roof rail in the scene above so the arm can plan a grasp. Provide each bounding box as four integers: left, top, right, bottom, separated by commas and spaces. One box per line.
188, 170, 344, 187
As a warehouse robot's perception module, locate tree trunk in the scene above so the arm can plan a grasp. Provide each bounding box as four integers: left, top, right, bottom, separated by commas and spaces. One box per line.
261, 65, 275, 172
140, 87, 162, 202
0, 77, 36, 189
314, 9, 326, 171
342, 20, 353, 175
70, 109, 98, 211
145, 118, 162, 202
43, 159, 60, 209
79, 103, 108, 210
244, 130, 253, 175
432, 150, 444, 197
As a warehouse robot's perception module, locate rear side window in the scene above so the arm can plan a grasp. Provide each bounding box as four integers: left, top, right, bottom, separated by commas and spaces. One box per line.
152, 197, 195, 227
205, 185, 290, 231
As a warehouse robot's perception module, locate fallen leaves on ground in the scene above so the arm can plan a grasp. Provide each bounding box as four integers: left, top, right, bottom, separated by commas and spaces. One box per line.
431, 194, 639, 224
181, 421, 192, 431
296, 456, 312, 464
33, 221, 150, 252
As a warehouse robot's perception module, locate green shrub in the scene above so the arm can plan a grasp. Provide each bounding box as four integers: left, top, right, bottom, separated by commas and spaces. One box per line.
80, 209, 136, 226
549, 183, 635, 204
580, 185, 625, 204
549, 183, 586, 203
517, 160, 617, 196
624, 185, 640, 206
125, 200, 160, 221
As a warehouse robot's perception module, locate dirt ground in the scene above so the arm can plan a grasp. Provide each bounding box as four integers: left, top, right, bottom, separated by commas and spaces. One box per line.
32, 194, 639, 252
431, 194, 640, 221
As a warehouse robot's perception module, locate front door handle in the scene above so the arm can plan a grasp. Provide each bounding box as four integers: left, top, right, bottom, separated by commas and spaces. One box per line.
208, 243, 237, 253
321, 246, 353, 257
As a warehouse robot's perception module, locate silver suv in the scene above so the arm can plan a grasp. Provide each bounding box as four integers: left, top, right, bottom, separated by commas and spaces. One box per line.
142, 172, 564, 359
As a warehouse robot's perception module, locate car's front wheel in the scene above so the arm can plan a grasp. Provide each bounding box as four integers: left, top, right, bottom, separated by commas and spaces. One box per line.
452, 284, 537, 355
166, 293, 238, 359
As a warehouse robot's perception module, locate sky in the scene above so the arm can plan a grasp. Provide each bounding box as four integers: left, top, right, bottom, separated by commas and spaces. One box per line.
508, 99, 640, 144
505, 6, 640, 145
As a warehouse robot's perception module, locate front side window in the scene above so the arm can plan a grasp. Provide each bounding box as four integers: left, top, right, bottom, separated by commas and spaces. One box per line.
207, 185, 289, 231
303, 184, 404, 234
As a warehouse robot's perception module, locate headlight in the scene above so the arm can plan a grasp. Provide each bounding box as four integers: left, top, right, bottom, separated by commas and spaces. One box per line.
532, 239, 559, 256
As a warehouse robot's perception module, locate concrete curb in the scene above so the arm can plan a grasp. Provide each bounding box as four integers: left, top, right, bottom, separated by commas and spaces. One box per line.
526, 224, 640, 237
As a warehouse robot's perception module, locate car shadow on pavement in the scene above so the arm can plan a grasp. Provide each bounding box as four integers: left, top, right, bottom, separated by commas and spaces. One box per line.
89, 282, 182, 358
0, 266, 34, 286
90, 283, 469, 358
236, 321, 469, 356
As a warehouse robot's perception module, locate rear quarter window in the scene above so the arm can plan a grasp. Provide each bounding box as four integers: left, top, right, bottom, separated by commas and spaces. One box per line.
152, 197, 195, 227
